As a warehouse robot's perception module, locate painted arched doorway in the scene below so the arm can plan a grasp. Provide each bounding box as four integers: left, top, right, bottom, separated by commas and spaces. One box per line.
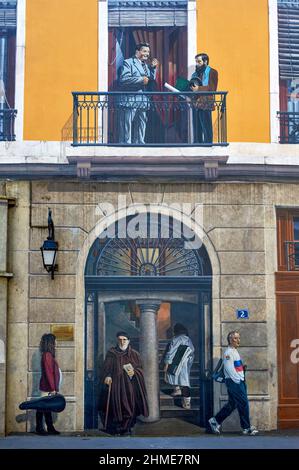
84, 214, 213, 430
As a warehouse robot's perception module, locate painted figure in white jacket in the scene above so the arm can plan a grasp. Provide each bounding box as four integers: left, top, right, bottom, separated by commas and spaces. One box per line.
163, 323, 195, 410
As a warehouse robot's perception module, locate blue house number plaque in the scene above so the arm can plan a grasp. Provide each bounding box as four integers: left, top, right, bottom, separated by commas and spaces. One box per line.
237, 309, 249, 319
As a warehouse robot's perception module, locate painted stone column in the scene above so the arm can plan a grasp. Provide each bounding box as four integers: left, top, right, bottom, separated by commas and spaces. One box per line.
97, 299, 106, 366
0, 191, 13, 436
137, 300, 161, 422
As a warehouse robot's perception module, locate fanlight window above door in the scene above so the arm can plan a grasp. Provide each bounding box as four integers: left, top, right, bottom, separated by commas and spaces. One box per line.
85, 216, 211, 277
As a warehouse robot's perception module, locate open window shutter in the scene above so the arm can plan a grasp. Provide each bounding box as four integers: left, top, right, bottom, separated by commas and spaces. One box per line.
278, 2, 299, 79
0, 1, 17, 28
277, 210, 290, 271
108, 0, 187, 27
0, 2, 17, 108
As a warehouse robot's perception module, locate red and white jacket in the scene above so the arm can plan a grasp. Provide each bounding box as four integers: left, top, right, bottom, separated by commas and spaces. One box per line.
223, 347, 245, 384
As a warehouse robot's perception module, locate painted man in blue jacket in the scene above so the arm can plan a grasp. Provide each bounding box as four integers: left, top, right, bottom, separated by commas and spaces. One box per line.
118, 43, 158, 144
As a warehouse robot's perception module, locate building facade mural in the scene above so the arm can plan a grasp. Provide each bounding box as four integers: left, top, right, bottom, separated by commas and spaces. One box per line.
0, 0, 299, 437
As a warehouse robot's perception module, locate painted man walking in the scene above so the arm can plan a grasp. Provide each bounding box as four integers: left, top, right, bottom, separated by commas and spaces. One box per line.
208, 330, 259, 435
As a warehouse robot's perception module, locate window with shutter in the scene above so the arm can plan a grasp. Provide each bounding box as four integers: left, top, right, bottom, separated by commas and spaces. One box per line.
0, 0, 17, 140
278, 0, 299, 80
278, 2, 299, 142
277, 209, 299, 271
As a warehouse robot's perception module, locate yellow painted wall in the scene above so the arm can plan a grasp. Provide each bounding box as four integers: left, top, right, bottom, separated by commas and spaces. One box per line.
24, 0, 270, 143
24, 0, 98, 141
197, 0, 270, 142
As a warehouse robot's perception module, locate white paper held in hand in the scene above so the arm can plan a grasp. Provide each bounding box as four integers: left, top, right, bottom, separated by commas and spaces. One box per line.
164, 82, 191, 102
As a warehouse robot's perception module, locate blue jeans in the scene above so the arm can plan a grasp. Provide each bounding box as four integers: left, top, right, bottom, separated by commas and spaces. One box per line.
215, 378, 251, 430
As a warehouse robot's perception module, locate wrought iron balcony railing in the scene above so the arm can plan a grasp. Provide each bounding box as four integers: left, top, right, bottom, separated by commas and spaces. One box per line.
277, 111, 299, 144
285, 241, 299, 270
70, 91, 228, 147
0, 108, 17, 141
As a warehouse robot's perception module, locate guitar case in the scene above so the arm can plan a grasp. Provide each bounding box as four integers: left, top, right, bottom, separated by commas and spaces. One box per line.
19, 394, 66, 413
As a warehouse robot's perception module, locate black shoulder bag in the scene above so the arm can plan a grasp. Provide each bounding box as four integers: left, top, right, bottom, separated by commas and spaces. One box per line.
212, 358, 225, 383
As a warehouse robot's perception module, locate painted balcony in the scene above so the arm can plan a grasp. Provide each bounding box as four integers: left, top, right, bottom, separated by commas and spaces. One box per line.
278, 112, 299, 144
0, 108, 17, 141
65, 91, 228, 147
285, 241, 299, 270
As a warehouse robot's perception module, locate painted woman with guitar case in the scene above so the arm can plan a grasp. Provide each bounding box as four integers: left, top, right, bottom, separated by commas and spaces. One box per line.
34, 334, 62, 435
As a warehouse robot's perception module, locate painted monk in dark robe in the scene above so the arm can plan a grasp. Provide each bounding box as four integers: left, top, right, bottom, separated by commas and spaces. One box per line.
99, 331, 149, 435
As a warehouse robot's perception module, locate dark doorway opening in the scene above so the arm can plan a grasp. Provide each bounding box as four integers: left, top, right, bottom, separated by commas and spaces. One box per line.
108, 27, 187, 91
108, 26, 188, 144
84, 281, 213, 432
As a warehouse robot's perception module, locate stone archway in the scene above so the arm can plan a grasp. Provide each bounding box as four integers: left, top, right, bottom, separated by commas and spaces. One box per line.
75, 206, 221, 431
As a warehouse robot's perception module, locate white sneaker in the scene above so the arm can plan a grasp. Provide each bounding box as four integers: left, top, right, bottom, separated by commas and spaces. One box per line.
182, 397, 191, 409
208, 417, 221, 434
242, 426, 259, 436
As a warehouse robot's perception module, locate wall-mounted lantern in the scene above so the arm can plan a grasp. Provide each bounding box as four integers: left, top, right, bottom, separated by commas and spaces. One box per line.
40, 208, 58, 280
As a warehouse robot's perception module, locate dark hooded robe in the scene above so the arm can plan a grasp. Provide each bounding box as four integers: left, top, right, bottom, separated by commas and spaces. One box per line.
99, 345, 149, 434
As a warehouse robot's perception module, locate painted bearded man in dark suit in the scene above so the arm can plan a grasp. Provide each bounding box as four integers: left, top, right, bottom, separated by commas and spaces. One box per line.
118, 43, 159, 144
100, 331, 149, 435
190, 53, 218, 144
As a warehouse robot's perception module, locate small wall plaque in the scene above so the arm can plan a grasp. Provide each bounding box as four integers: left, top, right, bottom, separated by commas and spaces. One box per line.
236, 309, 249, 319
50, 324, 74, 341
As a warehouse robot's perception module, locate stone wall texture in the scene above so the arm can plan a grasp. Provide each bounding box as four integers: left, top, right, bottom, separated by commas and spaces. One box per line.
4, 180, 298, 432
